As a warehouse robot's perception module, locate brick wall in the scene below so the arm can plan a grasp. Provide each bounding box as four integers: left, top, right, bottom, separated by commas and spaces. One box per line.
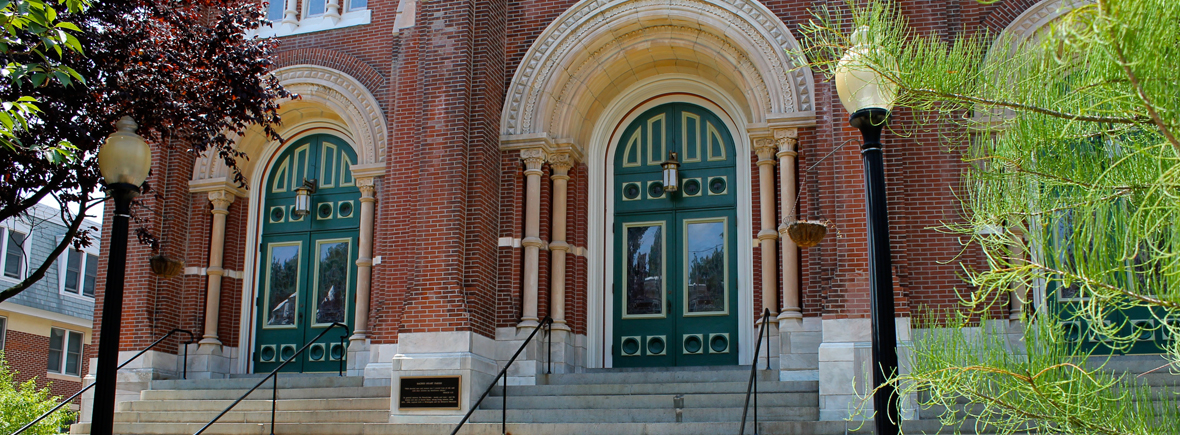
3, 330, 90, 403
91, 0, 1047, 359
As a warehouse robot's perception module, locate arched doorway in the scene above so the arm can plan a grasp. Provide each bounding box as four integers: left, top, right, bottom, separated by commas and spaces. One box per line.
254, 134, 360, 372
612, 102, 739, 367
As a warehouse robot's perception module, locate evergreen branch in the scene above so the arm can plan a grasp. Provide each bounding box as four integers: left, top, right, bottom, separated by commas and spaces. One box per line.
907, 88, 1147, 125
1109, 39, 1180, 152
1025, 260, 1180, 310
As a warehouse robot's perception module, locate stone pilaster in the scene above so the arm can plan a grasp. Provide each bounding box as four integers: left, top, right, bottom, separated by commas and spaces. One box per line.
519, 148, 547, 328
199, 190, 235, 350
775, 129, 802, 323
547, 152, 573, 331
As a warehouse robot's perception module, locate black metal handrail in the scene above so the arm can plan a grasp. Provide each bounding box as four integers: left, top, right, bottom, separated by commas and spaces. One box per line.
740, 308, 772, 435
451, 316, 552, 435
194, 322, 349, 435
12, 328, 195, 435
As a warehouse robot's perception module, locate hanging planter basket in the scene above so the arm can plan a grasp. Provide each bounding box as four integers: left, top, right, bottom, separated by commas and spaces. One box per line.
150, 255, 185, 278
786, 220, 829, 248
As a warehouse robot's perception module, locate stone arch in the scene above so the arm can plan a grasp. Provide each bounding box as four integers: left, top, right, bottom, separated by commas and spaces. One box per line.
991, 0, 1093, 56
500, 0, 817, 149
191, 65, 387, 187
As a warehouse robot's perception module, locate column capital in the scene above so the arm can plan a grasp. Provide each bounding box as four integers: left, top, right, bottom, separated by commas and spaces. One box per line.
754, 138, 778, 163
521, 148, 547, 175
207, 190, 235, 212
548, 152, 574, 176
357, 177, 377, 198
774, 128, 798, 155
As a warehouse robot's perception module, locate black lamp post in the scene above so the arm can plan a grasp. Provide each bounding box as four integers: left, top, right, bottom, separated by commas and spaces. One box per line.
835, 27, 901, 435
91, 116, 152, 435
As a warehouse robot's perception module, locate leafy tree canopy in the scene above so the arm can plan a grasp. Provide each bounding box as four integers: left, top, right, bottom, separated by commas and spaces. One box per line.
0, 352, 75, 435
801, 0, 1179, 433
0, 0, 292, 304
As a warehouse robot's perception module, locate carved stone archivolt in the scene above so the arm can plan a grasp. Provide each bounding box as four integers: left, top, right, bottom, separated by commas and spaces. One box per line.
191, 65, 387, 185
501, 0, 816, 144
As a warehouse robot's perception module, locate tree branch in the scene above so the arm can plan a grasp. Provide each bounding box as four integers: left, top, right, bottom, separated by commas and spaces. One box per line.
908, 88, 1148, 125
0, 171, 71, 223
1110, 40, 1180, 153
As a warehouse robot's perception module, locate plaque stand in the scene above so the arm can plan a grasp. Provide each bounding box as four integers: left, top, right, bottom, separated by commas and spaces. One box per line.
388, 331, 498, 423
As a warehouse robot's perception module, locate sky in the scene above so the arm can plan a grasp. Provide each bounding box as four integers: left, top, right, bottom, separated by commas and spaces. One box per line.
37, 187, 106, 225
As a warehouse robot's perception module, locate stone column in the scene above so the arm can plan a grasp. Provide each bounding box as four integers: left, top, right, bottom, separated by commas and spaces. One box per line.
326, 0, 342, 20
352, 177, 377, 343
199, 190, 235, 349
548, 153, 573, 331
282, 0, 299, 25
776, 129, 802, 323
1008, 227, 1028, 322
519, 148, 547, 328
754, 139, 779, 320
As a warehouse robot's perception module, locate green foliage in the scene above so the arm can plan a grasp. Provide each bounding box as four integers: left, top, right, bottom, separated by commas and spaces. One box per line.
0, 0, 88, 153
0, 351, 76, 435
800, 0, 1180, 433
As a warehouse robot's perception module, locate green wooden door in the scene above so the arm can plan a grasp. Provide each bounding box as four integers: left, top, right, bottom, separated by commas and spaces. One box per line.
1045, 210, 1170, 355
613, 103, 740, 367
255, 134, 360, 373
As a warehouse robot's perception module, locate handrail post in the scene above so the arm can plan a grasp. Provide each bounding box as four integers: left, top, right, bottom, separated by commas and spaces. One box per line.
12, 328, 194, 435
195, 322, 349, 435
546, 318, 552, 375
339, 335, 346, 377
764, 310, 771, 371
271, 372, 278, 435
501, 374, 507, 435
450, 316, 550, 435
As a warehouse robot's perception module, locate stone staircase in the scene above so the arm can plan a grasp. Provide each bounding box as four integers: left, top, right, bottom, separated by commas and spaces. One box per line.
70, 375, 391, 435
67, 367, 1018, 434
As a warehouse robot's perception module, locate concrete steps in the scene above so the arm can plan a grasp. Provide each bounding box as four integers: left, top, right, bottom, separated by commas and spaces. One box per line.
71, 420, 999, 435
465, 367, 818, 424
70, 376, 389, 435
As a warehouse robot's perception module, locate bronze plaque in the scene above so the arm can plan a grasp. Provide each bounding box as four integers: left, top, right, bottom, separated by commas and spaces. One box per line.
398, 376, 462, 409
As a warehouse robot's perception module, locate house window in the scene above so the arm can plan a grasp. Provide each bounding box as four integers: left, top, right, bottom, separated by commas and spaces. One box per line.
3, 229, 27, 279
48, 327, 83, 376
62, 250, 99, 298
266, 0, 285, 21
349, 0, 366, 11
305, 0, 326, 16
0, 316, 7, 351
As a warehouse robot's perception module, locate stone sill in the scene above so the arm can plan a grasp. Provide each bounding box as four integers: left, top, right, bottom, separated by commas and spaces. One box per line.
252, 9, 371, 39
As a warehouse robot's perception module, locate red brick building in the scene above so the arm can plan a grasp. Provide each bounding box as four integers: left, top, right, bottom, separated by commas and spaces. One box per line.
77, 0, 1088, 430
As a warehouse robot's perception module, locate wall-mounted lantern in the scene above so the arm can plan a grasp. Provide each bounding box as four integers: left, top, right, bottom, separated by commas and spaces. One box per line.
662, 151, 680, 193
292, 178, 318, 219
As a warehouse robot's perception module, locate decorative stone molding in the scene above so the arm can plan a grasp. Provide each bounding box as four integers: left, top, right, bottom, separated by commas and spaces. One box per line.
1001, 0, 1091, 48
501, 0, 816, 147
521, 148, 548, 175
191, 65, 386, 186
547, 152, 574, 175
754, 139, 778, 164
207, 190, 235, 213
775, 128, 798, 156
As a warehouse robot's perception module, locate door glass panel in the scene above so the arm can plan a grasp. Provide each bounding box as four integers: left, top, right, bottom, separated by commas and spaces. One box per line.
314, 239, 351, 324
624, 223, 664, 317
685, 219, 727, 315
266, 244, 301, 327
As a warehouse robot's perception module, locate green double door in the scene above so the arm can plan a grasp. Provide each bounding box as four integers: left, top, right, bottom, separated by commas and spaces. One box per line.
613, 103, 740, 367
255, 134, 360, 373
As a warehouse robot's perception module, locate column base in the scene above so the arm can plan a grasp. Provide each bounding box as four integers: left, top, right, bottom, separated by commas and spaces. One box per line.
517, 318, 540, 329
186, 343, 236, 379
347, 337, 371, 378
388, 331, 497, 423
197, 336, 222, 352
